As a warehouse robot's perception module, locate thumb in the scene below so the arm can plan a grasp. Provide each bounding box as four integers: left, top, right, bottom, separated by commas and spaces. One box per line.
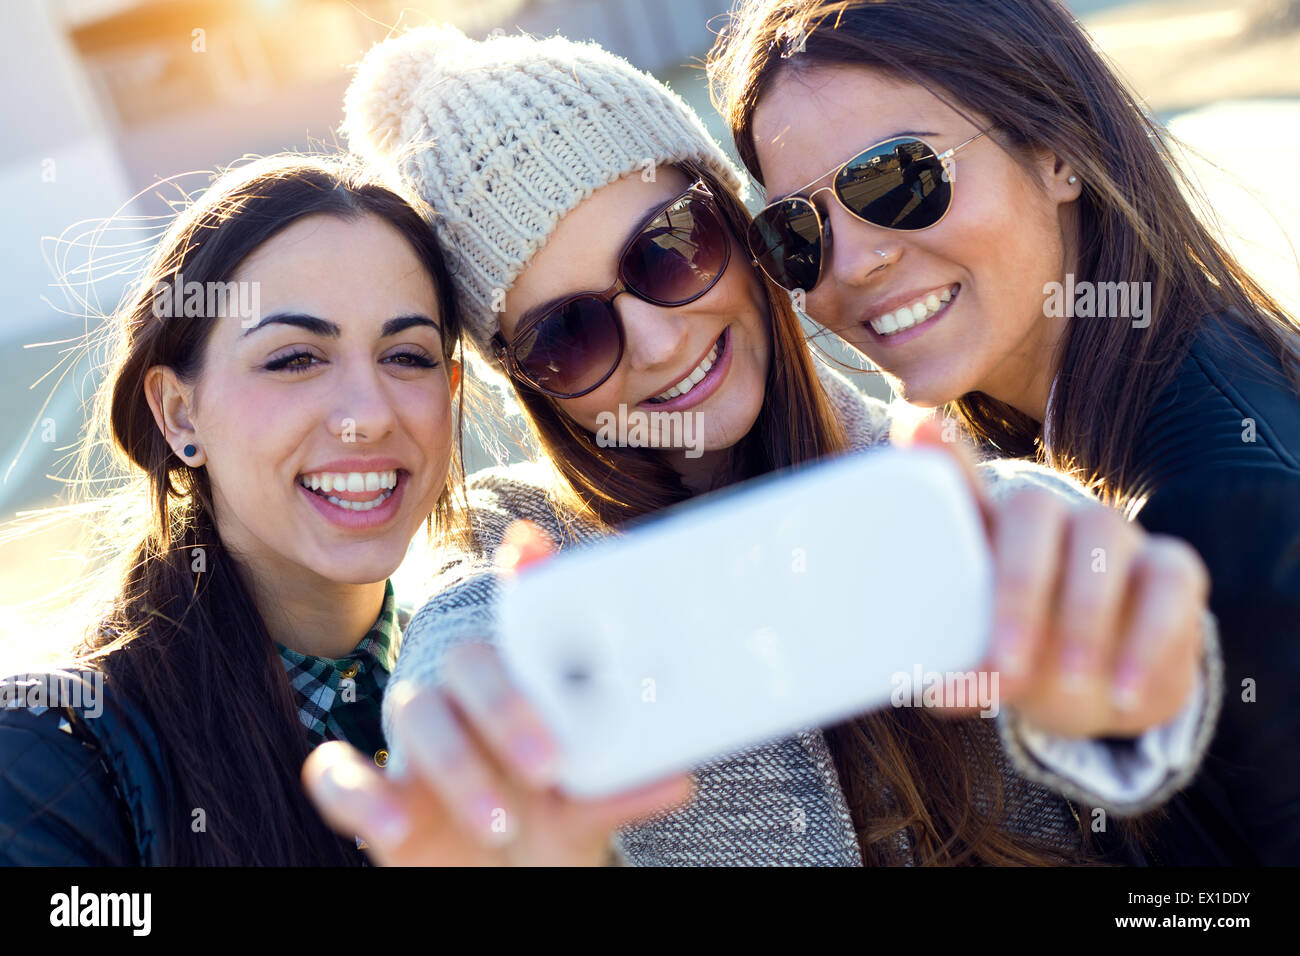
495, 519, 556, 574
890, 413, 994, 532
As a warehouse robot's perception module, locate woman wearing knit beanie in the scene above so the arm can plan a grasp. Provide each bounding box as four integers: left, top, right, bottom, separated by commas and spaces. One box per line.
303, 25, 1219, 866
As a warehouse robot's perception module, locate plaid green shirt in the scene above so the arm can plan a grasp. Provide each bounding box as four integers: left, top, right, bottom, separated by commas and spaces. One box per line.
276, 580, 408, 769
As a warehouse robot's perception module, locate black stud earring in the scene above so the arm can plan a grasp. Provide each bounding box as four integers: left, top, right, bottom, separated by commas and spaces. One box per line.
183, 444, 197, 458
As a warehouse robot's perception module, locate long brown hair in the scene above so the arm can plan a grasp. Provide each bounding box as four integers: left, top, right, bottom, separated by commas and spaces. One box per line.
500, 158, 1098, 864
712, 0, 1300, 510
19, 154, 466, 864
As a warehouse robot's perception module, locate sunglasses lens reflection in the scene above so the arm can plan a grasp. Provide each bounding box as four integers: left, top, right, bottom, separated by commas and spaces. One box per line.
749, 198, 822, 291
623, 195, 729, 305
515, 296, 620, 397
837, 139, 952, 230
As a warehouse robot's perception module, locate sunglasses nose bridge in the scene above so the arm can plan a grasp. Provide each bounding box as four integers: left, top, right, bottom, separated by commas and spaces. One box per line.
807, 184, 836, 205
615, 295, 693, 373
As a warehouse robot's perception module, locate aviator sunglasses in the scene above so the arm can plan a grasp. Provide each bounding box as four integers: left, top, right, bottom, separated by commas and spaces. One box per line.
492, 179, 732, 400
746, 131, 987, 292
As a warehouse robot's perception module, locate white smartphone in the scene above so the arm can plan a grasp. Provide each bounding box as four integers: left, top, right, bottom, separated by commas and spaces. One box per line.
496, 445, 994, 798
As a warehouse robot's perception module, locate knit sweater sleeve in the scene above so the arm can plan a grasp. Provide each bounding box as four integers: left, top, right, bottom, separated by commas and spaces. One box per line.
382, 461, 577, 776
976, 458, 1223, 816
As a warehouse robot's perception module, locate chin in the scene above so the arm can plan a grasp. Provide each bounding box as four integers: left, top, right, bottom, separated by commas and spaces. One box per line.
304, 545, 406, 587
704, 400, 763, 452
884, 366, 971, 410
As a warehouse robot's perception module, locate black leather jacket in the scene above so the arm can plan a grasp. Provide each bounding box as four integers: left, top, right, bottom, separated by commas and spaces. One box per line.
1114, 316, 1300, 864
0, 670, 171, 864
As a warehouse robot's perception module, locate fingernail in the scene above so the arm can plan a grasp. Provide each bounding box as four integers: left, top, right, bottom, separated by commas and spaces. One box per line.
1111, 659, 1143, 711
471, 790, 504, 823
993, 621, 1025, 677
471, 790, 511, 843
1062, 644, 1091, 693
368, 799, 410, 846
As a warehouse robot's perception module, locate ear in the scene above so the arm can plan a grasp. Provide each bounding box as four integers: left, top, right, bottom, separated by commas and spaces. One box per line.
143, 365, 205, 466
1035, 147, 1083, 204
447, 357, 462, 400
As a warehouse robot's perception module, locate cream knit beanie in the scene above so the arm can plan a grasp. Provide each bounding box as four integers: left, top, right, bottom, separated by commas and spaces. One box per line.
342, 24, 747, 378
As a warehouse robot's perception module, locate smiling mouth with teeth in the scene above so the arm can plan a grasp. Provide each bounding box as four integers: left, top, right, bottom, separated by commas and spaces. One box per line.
867, 284, 959, 337
647, 331, 726, 404
297, 469, 400, 512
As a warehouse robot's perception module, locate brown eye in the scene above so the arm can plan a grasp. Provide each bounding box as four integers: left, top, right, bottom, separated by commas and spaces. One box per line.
383, 351, 438, 369
264, 351, 321, 373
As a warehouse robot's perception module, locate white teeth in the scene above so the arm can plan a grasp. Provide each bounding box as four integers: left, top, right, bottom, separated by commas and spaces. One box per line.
651, 341, 721, 402
318, 488, 394, 511
868, 286, 958, 338
298, 469, 401, 498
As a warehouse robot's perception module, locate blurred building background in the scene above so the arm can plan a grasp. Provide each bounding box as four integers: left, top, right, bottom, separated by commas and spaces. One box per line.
2, 0, 1299, 632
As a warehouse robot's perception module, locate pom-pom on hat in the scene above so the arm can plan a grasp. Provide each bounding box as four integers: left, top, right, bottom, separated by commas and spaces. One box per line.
342, 23, 747, 379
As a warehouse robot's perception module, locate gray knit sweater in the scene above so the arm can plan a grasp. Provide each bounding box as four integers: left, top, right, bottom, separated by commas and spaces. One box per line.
388, 363, 1222, 865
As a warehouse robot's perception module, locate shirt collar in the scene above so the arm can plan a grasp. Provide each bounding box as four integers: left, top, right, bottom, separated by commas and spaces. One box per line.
275, 579, 402, 673
275, 580, 405, 749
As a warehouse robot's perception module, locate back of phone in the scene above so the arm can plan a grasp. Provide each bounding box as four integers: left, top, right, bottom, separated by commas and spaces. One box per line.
497, 445, 993, 798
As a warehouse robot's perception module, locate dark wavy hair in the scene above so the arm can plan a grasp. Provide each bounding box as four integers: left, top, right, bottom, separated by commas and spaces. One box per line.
48, 154, 465, 864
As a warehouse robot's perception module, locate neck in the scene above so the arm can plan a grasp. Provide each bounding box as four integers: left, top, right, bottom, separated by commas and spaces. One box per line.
662, 446, 731, 496
977, 325, 1062, 425
981, 207, 1085, 425
236, 552, 386, 659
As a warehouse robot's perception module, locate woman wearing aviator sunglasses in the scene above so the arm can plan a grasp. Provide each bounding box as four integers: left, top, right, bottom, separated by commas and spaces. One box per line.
301, 23, 1219, 867
711, 0, 1300, 864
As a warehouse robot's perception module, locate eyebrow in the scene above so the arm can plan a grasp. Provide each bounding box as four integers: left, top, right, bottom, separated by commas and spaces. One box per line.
771, 130, 940, 202
240, 312, 442, 338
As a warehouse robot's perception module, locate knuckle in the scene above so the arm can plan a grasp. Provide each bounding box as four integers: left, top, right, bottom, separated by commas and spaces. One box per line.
997, 564, 1043, 600
1140, 536, 1209, 594
1004, 486, 1066, 524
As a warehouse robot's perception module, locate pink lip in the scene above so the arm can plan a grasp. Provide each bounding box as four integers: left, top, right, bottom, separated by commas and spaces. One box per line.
863, 285, 960, 347
300, 456, 404, 474
298, 470, 407, 531
636, 327, 732, 413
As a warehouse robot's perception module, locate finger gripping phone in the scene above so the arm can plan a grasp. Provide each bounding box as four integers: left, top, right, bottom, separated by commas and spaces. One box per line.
497, 445, 993, 798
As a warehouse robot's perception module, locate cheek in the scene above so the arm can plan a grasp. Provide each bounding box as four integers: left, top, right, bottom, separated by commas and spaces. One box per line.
197, 377, 313, 512
405, 386, 456, 490
554, 389, 614, 435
